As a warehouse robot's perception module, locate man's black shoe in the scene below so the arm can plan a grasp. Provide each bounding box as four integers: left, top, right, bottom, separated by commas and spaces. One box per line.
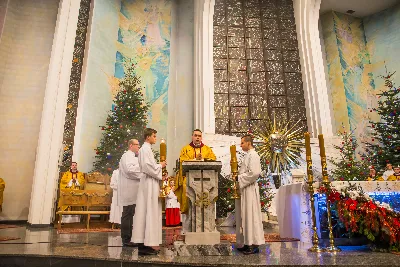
243, 246, 260, 255
138, 246, 159, 255
123, 242, 139, 247
237, 245, 250, 252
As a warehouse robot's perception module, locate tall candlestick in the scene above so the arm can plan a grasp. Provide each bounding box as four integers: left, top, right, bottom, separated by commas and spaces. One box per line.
230, 145, 238, 171
305, 132, 313, 182
159, 138, 167, 198
230, 144, 240, 199
318, 134, 329, 182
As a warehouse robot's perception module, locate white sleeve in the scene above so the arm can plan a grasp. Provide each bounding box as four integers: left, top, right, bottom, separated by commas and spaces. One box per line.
142, 148, 162, 180
123, 154, 141, 180
238, 153, 261, 189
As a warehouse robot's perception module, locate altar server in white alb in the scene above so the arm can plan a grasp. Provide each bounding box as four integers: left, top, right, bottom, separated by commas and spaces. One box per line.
119, 139, 142, 247
109, 169, 122, 225
235, 134, 265, 255
132, 128, 167, 255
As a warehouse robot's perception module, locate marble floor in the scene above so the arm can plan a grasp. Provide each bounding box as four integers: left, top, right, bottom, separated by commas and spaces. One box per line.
0, 225, 399, 266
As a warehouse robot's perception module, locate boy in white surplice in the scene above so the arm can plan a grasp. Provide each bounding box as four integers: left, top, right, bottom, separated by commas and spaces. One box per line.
165, 179, 181, 227
235, 134, 265, 255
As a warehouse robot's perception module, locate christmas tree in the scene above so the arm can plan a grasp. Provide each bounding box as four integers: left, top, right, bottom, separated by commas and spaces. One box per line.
330, 128, 369, 181
92, 63, 149, 175
364, 71, 400, 171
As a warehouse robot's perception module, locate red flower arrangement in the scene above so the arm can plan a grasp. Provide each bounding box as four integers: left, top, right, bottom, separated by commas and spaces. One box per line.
321, 186, 400, 251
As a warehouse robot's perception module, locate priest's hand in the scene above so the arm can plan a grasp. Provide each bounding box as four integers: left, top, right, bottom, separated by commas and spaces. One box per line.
161, 161, 167, 168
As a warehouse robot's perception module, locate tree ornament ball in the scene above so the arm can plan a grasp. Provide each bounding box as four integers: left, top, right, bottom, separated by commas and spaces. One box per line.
107, 168, 112, 171
96, 151, 99, 154
269, 132, 288, 153
120, 125, 123, 128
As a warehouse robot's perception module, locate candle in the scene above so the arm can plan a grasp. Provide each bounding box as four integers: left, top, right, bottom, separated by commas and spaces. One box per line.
304, 132, 313, 182
230, 144, 238, 173
160, 138, 166, 161
230, 144, 237, 159
305, 132, 311, 157
318, 134, 329, 182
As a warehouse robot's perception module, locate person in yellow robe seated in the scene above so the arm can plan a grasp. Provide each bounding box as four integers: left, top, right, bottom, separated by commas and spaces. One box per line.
60, 162, 85, 190
58, 162, 86, 214
387, 165, 400, 181
366, 167, 384, 181
175, 129, 216, 233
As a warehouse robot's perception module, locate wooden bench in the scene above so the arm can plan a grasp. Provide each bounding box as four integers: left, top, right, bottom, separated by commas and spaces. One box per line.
56, 210, 110, 230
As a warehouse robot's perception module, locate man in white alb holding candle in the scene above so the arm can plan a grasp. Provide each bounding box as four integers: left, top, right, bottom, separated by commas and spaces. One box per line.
235, 135, 265, 255
132, 128, 168, 255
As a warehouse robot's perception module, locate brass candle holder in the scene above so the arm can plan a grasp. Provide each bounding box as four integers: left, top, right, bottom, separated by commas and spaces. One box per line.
159, 139, 168, 198
318, 134, 341, 253
230, 157, 241, 199
305, 132, 324, 252
230, 144, 240, 199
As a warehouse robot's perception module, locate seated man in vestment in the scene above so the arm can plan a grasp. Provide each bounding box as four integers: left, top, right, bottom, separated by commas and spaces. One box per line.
60, 162, 85, 190
175, 129, 216, 233
387, 165, 400, 181
58, 162, 86, 215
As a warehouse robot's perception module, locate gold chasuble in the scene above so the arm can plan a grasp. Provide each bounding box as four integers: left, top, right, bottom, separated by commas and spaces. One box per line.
59, 171, 85, 190
175, 142, 216, 213
58, 171, 85, 211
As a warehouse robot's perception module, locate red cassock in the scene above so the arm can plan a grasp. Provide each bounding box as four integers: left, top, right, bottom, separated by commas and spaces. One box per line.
165, 190, 181, 227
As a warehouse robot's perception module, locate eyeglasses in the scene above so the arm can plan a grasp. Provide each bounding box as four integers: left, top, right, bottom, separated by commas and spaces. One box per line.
133, 144, 140, 146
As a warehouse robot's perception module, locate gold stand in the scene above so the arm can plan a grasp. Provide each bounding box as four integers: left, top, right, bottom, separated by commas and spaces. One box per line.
307, 181, 325, 252
323, 181, 341, 252
230, 157, 240, 199
159, 155, 168, 198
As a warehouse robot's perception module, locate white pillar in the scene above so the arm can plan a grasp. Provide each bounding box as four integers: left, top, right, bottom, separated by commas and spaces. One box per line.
293, 0, 334, 137
28, 0, 82, 225
194, 0, 215, 134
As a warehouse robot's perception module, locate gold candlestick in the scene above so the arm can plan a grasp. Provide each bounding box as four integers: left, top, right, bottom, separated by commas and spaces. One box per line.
230, 144, 240, 199
159, 138, 168, 198
318, 134, 329, 182
305, 132, 324, 252
318, 134, 341, 252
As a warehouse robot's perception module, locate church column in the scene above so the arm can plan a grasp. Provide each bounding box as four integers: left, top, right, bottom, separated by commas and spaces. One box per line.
293, 0, 334, 137
194, 0, 215, 134
28, 0, 82, 225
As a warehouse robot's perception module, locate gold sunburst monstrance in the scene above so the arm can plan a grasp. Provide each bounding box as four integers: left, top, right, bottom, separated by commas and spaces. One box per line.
253, 115, 305, 175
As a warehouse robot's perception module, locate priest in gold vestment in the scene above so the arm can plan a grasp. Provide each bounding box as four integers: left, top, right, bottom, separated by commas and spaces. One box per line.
58, 162, 86, 212
59, 162, 85, 190
175, 129, 216, 233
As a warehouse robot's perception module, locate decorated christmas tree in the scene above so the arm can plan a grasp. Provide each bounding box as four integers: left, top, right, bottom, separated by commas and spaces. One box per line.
92, 63, 149, 175
364, 71, 400, 171
329, 129, 369, 181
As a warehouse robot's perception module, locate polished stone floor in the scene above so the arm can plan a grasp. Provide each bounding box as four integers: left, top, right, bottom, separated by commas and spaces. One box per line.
0, 225, 399, 266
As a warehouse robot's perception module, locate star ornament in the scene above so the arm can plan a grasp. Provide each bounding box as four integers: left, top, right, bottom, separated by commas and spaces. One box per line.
252, 114, 305, 173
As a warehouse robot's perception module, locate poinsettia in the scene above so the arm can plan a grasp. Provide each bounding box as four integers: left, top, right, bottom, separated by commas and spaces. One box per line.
319, 185, 400, 252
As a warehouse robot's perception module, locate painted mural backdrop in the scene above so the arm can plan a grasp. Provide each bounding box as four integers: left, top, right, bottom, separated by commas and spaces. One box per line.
321, 5, 400, 147
75, 0, 171, 172
114, 0, 171, 141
